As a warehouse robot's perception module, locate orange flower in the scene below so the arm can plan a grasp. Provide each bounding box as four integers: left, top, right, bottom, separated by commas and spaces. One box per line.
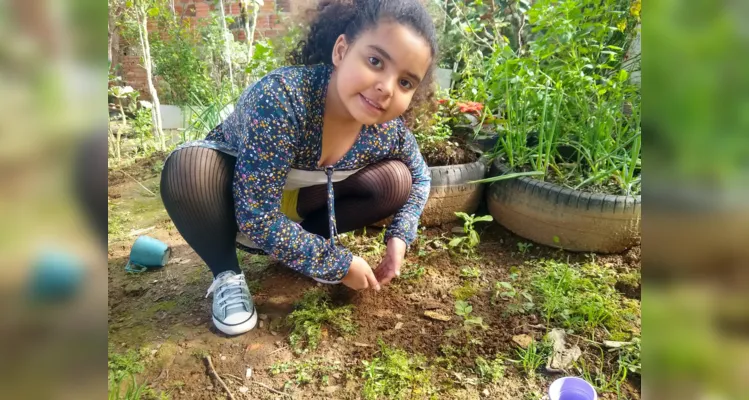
456, 101, 484, 115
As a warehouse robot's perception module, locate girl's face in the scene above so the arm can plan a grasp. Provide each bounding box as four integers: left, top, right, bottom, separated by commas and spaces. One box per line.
331, 21, 433, 126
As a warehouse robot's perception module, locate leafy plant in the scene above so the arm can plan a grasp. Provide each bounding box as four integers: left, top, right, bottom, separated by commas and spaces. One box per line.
286, 288, 357, 354
361, 342, 435, 400
459, 266, 481, 279
449, 212, 494, 255
576, 347, 629, 395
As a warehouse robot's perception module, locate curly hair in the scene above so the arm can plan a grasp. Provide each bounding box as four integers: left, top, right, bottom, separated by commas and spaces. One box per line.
287, 0, 439, 130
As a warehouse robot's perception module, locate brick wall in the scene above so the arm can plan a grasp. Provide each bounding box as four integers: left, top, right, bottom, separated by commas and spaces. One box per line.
120, 0, 296, 101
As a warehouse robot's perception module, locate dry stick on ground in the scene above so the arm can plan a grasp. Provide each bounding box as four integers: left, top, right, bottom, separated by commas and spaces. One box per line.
250, 380, 293, 398
121, 170, 156, 197
204, 355, 237, 400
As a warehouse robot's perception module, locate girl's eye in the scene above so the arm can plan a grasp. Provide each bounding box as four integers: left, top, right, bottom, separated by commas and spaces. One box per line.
368, 57, 382, 68
400, 79, 414, 89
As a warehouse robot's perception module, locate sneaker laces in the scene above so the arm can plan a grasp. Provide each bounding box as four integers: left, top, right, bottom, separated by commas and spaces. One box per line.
206, 272, 250, 314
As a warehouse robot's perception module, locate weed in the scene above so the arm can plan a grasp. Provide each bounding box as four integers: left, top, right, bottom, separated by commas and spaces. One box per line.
108, 201, 132, 241
190, 349, 209, 361
530, 260, 635, 337
286, 288, 357, 354
451, 281, 480, 301
516, 242, 533, 255
616, 337, 641, 375
246, 279, 261, 294
108, 350, 168, 399
448, 212, 493, 255
575, 347, 628, 396
400, 263, 426, 282
435, 344, 465, 370
108, 350, 145, 383
492, 277, 535, 316
511, 340, 548, 378
475, 355, 506, 383
361, 342, 435, 400
269, 358, 342, 389
459, 267, 481, 279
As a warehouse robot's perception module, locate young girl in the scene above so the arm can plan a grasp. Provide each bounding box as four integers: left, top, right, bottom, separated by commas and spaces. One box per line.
160, 0, 438, 336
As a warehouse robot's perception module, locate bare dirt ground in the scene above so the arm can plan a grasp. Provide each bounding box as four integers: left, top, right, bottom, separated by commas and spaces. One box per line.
108, 154, 641, 400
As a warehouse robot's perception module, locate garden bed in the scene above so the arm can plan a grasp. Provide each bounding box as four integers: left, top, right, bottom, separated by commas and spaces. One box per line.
108, 154, 641, 399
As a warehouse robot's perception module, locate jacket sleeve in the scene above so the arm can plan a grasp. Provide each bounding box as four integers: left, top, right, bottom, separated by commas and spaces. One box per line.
384, 123, 431, 246
232, 76, 353, 283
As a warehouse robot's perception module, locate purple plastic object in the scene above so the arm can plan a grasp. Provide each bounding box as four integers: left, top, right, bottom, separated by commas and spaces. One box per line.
549, 377, 597, 400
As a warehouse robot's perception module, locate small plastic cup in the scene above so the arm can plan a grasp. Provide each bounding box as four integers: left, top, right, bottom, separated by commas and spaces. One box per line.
549, 377, 597, 400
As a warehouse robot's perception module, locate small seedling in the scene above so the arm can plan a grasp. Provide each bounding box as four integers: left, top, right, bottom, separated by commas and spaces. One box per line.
269, 358, 342, 389
516, 242, 533, 255
361, 342, 435, 400
460, 266, 481, 279
286, 288, 357, 354
447, 300, 488, 344
512, 340, 547, 378
449, 212, 493, 255
492, 272, 535, 315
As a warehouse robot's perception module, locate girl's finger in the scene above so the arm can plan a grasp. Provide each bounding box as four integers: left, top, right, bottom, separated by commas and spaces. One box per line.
365, 269, 381, 291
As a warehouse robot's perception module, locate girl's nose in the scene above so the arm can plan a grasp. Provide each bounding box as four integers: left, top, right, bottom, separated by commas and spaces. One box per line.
374, 76, 395, 97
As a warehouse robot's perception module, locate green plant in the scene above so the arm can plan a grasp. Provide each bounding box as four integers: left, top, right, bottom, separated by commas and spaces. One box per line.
512, 340, 547, 378
448, 212, 493, 255
108, 349, 167, 400
361, 342, 435, 400
459, 267, 481, 279
616, 336, 641, 375
516, 242, 533, 255
475, 355, 506, 383
286, 288, 357, 354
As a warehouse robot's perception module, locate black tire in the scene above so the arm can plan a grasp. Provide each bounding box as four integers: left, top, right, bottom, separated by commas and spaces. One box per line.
373, 158, 487, 227
487, 160, 641, 253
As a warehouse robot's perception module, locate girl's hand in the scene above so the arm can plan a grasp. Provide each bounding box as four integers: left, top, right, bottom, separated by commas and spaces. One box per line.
341, 256, 380, 291
375, 237, 407, 286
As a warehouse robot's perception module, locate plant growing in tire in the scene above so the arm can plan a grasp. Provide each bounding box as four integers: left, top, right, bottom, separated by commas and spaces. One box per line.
463, 0, 641, 253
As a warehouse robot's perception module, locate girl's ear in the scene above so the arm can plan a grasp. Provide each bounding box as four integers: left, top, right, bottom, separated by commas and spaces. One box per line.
331, 34, 349, 67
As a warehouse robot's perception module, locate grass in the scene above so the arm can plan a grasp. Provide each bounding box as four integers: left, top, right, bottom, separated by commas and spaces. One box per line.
529, 260, 638, 338
286, 288, 357, 354
361, 342, 435, 400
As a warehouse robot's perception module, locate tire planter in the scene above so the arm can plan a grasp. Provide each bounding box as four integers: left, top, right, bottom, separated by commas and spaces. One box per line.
486, 159, 641, 253
373, 158, 487, 228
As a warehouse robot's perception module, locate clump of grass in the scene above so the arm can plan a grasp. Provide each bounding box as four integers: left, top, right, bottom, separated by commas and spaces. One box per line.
452, 281, 480, 301
286, 288, 357, 354
511, 340, 549, 378
108, 349, 169, 399
530, 260, 637, 337
475, 355, 506, 383
361, 342, 435, 400
460, 267, 481, 279
270, 357, 342, 389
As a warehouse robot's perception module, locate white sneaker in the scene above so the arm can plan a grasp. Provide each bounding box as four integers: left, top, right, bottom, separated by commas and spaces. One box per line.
205, 271, 257, 335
